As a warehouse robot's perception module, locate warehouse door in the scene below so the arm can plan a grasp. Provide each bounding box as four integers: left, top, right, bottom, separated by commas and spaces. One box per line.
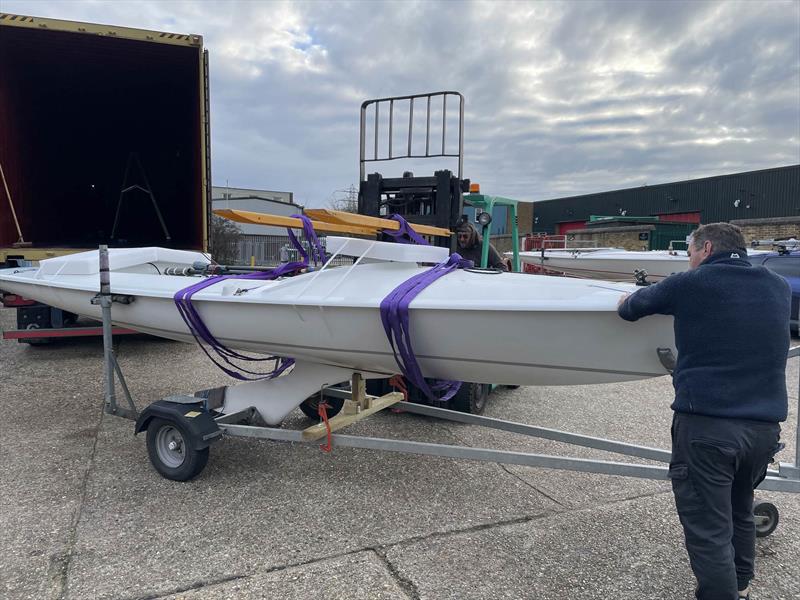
556, 221, 586, 234
655, 211, 701, 223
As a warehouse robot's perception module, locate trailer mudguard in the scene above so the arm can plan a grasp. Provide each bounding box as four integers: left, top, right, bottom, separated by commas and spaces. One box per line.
134, 398, 221, 450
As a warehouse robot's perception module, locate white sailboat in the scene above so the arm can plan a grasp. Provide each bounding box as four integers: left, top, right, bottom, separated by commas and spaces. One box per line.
0, 237, 676, 425
516, 248, 689, 281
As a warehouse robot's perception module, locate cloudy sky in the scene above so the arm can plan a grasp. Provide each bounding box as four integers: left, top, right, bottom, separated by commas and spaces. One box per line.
6, 0, 799, 207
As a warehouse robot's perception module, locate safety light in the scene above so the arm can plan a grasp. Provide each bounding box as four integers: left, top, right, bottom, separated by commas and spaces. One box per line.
469, 182, 481, 193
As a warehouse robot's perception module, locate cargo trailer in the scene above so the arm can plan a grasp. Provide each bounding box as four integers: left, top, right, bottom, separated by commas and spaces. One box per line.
0, 12, 211, 341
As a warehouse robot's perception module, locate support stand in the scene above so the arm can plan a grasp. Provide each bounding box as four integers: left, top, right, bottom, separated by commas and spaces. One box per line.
93, 245, 138, 420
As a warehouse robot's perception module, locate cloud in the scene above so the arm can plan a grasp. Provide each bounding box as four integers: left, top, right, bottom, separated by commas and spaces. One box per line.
4, 0, 799, 205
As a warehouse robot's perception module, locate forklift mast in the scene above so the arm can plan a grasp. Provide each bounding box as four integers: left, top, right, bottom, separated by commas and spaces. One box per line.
357, 91, 469, 248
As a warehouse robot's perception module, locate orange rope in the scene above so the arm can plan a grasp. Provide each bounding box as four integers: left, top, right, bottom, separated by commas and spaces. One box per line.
317, 401, 333, 453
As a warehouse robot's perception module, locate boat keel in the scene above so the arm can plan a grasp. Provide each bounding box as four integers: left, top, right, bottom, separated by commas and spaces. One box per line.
221, 361, 384, 426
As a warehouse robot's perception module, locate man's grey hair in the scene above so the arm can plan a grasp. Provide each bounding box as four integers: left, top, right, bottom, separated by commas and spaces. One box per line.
689, 222, 746, 254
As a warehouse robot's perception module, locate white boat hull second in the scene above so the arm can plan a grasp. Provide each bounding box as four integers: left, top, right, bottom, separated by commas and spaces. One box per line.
518, 250, 689, 282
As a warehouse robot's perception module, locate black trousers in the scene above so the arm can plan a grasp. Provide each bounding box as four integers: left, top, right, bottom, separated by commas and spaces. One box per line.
669, 412, 781, 600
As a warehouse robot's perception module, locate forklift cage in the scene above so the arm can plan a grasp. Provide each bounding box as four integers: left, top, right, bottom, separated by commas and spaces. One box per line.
359, 91, 465, 182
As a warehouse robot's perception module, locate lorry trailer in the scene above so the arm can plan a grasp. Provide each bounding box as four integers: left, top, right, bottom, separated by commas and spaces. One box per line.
0, 12, 211, 340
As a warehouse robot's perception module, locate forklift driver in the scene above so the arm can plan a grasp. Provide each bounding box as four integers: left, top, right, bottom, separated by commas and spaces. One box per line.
455, 221, 509, 271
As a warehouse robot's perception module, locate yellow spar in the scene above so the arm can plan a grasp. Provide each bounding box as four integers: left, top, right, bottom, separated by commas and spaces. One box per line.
213, 208, 452, 238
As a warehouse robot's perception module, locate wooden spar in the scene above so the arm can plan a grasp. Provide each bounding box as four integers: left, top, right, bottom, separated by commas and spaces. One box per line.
213, 208, 452, 238
213, 209, 378, 236
0, 160, 30, 246
304, 208, 452, 237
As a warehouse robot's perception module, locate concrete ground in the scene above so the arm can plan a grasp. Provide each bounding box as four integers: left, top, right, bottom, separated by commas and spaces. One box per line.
0, 307, 798, 600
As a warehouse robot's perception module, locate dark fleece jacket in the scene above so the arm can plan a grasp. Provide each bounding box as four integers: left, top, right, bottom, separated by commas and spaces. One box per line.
618, 250, 790, 422
456, 222, 507, 270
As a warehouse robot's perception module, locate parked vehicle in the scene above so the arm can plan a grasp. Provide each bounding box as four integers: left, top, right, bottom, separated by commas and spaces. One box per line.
748, 249, 800, 335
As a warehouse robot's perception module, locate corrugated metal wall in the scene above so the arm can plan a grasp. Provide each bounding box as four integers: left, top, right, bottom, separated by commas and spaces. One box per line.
533, 165, 800, 234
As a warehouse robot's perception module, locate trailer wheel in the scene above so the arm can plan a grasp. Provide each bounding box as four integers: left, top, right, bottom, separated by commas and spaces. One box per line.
146, 417, 209, 481
299, 393, 345, 421
450, 383, 490, 415
754, 500, 779, 538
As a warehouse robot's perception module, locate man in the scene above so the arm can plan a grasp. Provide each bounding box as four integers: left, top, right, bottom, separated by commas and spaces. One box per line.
455, 221, 509, 270
617, 223, 789, 600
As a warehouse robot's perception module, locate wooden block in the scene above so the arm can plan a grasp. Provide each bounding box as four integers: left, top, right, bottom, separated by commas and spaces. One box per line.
301, 392, 404, 441
352, 373, 366, 408
342, 399, 360, 416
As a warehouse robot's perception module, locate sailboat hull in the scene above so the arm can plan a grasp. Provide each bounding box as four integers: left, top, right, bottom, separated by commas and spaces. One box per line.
0, 248, 676, 386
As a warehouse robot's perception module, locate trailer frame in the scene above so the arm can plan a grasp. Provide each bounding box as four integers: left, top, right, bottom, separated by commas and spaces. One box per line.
89, 245, 800, 500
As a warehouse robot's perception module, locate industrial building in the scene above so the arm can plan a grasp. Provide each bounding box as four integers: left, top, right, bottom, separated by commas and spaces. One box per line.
211, 185, 301, 264
211, 186, 299, 234
531, 165, 800, 250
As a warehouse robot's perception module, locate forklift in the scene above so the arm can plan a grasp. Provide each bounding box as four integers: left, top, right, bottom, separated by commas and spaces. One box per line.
356, 91, 521, 413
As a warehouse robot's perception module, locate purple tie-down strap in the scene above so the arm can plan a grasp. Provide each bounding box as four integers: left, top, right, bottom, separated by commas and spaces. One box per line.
381, 214, 430, 245
379, 253, 473, 402
173, 214, 327, 380
173, 264, 302, 380
289, 214, 328, 265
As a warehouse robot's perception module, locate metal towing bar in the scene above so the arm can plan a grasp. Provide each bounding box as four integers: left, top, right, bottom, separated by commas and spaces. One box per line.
217, 398, 799, 494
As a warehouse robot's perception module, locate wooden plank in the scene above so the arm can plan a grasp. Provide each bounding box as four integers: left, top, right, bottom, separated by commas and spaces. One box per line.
214, 209, 378, 236
304, 209, 452, 237
301, 392, 404, 441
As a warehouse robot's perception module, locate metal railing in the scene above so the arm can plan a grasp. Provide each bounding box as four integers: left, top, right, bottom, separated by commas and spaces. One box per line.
234, 234, 353, 267
524, 234, 611, 251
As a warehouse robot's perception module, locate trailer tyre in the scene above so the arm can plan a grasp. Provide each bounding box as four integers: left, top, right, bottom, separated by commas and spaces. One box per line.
300, 393, 345, 421
450, 383, 490, 415
754, 500, 779, 538
146, 417, 209, 481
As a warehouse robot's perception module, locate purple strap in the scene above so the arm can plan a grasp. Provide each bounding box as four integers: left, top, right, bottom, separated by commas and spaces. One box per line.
379, 253, 473, 402
381, 214, 430, 245
173, 264, 300, 381
173, 214, 324, 381
289, 213, 327, 265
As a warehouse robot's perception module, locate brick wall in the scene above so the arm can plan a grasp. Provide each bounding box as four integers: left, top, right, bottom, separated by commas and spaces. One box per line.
569, 225, 654, 251
729, 216, 800, 243
489, 234, 523, 253
517, 202, 534, 235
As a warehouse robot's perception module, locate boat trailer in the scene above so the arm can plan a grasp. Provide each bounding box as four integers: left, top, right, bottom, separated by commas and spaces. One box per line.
92, 246, 800, 538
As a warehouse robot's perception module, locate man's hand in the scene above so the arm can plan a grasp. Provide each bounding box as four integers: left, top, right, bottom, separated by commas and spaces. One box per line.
617, 293, 631, 309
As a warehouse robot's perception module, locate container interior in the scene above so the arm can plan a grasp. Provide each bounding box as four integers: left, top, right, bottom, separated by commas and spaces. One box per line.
0, 25, 203, 249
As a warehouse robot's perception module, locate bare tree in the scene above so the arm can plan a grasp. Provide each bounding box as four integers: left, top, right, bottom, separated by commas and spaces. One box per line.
209, 214, 242, 264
